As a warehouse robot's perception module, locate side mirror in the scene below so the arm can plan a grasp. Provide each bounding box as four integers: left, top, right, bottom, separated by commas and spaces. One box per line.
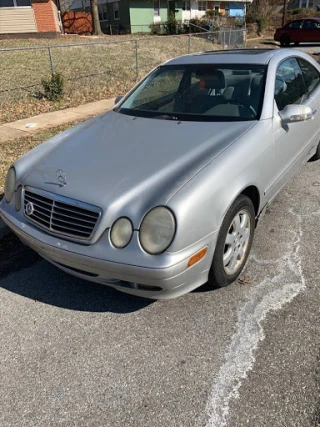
279, 104, 314, 124
115, 95, 124, 105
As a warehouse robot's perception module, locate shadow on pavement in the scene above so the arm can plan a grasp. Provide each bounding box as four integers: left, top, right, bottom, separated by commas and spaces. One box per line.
0, 233, 153, 313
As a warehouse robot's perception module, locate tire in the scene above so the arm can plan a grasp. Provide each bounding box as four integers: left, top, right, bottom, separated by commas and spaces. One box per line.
208, 195, 255, 288
309, 141, 320, 162
280, 35, 290, 47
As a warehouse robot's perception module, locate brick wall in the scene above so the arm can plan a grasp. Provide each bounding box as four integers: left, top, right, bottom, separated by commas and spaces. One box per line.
32, 0, 60, 33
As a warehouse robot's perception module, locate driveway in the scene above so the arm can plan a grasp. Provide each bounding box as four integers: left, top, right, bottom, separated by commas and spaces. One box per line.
1, 158, 319, 426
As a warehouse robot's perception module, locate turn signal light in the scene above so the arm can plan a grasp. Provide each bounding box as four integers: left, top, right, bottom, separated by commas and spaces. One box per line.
187, 247, 207, 268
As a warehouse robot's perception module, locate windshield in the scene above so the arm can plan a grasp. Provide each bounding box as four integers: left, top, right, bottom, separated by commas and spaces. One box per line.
116, 64, 267, 122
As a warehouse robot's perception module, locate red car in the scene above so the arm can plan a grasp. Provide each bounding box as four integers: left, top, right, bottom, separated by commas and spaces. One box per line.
274, 17, 320, 46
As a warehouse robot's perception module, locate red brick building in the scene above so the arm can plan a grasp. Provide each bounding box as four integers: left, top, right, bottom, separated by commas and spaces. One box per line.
0, 0, 62, 37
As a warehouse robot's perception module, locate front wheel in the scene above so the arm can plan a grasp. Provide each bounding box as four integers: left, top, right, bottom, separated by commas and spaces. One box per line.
208, 195, 255, 288
280, 35, 290, 47
309, 141, 320, 162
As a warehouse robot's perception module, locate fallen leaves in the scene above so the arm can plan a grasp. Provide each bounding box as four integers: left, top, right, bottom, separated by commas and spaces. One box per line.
238, 276, 252, 285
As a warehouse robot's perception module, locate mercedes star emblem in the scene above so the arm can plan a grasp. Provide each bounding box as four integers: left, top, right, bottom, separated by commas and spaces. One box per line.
56, 169, 67, 187
25, 202, 35, 216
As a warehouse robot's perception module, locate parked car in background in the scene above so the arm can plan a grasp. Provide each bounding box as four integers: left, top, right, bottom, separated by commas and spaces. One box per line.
1, 48, 320, 299
274, 17, 320, 46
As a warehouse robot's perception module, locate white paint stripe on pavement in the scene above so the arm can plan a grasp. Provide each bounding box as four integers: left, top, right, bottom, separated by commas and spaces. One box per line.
203, 213, 306, 427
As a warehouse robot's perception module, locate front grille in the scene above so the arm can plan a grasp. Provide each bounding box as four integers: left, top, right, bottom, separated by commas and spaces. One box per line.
23, 187, 101, 241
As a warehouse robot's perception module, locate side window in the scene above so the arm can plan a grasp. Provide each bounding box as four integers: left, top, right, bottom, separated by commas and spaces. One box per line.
288, 20, 303, 29
274, 58, 306, 111
303, 20, 320, 29
297, 57, 320, 95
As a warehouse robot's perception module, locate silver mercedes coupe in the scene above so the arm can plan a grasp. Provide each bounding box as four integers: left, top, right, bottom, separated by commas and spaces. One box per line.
1, 48, 320, 299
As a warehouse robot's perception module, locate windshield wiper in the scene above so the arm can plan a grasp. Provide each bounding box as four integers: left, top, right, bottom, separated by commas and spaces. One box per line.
153, 114, 179, 120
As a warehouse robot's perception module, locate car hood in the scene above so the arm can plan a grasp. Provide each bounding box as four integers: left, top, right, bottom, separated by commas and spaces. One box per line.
23, 111, 255, 227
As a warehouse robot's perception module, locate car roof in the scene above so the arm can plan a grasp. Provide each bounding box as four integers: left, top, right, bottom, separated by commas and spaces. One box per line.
289, 17, 320, 22
165, 48, 284, 66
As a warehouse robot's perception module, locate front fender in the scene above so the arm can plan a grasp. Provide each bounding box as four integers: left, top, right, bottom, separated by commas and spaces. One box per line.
167, 120, 274, 252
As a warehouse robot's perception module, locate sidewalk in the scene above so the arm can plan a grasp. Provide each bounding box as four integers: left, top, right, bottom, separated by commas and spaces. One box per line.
0, 97, 116, 238
0, 97, 116, 144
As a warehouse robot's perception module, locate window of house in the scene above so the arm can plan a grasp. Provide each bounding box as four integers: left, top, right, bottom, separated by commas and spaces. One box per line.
154, 0, 160, 16
182, 1, 190, 11
0, 0, 31, 6
198, 1, 206, 11
224, 2, 230, 16
113, 2, 119, 20
98, 3, 108, 21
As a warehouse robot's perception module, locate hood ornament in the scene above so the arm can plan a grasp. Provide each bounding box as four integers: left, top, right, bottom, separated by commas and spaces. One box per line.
56, 169, 67, 187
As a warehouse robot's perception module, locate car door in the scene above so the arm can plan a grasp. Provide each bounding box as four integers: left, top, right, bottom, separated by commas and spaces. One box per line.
287, 19, 303, 43
297, 56, 320, 146
301, 19, 320, 42
268, 57, 317, 200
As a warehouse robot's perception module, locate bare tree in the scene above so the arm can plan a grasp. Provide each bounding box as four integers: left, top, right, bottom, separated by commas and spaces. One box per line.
247, 0, 281, 20
90, 0, 102, 35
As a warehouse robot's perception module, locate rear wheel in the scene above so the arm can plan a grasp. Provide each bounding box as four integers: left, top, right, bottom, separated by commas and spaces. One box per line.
208, 195, 255, 288
280, 35, 290, 47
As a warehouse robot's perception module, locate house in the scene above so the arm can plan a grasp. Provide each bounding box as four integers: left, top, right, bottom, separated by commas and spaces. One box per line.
287, 0, 317, 9
66, 0, 252, 34
0, 0, 62, 38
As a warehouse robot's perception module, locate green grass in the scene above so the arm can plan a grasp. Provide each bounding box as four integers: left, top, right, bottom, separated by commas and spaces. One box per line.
0, 32, 239, 124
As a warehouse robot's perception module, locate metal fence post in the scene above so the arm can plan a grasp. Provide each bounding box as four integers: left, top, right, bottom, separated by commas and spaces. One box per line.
223, 31, 225, 50
135, 40, 139, 80
188, 34, 191, 54
48, 47, 55, 74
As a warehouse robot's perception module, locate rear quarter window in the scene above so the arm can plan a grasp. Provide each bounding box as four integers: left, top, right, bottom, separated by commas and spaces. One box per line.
297, 57, 320, 96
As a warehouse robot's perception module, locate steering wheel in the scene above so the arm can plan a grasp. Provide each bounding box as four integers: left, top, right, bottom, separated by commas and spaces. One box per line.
228, 101, 257, 118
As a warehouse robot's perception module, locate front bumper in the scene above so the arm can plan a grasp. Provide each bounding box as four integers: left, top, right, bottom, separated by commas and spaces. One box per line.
0, 205, 218, 300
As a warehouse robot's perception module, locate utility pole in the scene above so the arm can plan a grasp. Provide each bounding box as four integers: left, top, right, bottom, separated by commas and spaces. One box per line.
282, 0, 287, 27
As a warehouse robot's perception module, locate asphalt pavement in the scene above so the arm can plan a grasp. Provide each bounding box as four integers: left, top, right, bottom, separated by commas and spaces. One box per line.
0, 160, 319, 427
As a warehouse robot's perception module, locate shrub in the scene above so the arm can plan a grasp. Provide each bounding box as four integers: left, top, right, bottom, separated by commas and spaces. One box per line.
256, 18, 268, 34
41, 72, 64, 102
205, 10, 221, 18
164, 12, 178, 35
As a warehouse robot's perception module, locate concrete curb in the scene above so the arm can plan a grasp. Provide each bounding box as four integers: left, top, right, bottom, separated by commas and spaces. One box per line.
0, 218, 10, 240
0, 98, 116, 144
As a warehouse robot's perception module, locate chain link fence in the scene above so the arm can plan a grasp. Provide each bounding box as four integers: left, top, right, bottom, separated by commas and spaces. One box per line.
0, 29, 246, 123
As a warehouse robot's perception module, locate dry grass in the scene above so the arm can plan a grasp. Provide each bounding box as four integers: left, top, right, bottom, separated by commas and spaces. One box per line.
0, 122, 81, 194
0, 32, 243, 124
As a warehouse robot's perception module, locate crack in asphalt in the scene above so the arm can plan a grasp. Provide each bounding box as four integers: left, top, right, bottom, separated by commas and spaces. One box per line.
203, 211, 306, 427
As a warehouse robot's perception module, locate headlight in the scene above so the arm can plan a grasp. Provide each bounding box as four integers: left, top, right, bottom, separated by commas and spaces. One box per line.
110, 217, 133, 248
4, 167, 16, 203
140, 207, 176, 255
